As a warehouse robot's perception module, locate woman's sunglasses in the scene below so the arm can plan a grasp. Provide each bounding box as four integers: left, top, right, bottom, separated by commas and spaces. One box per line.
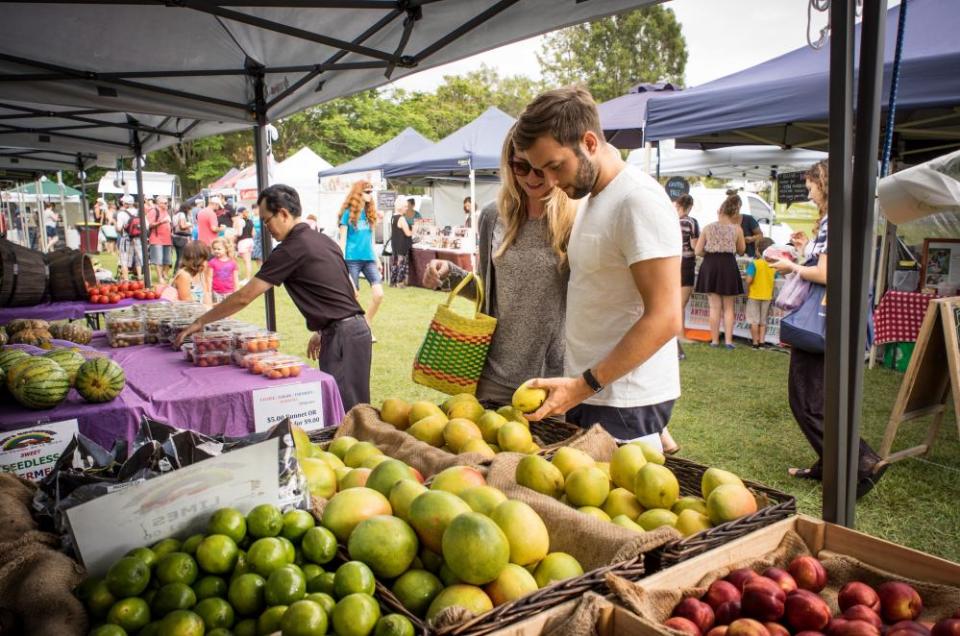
509, 160, 544, 179
363, 189, 373, 194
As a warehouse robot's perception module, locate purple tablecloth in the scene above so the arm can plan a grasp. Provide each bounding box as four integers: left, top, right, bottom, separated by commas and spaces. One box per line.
0, 338, 345, 451
0, 298, 166, 324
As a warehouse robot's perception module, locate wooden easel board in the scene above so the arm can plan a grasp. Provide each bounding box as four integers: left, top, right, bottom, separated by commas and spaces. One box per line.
879, 297, 960, 463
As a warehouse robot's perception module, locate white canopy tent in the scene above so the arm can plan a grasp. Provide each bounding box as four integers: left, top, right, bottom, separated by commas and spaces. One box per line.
628, 144, 828, 180
98, 170, 182, 201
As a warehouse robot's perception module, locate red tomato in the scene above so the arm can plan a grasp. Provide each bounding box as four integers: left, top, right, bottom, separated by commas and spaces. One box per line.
135, 281, 144, 290
90, 294, 101, 303
146, 291, 157, 300
119, 282, 130, 292
99, 296, 110, 304
134, 291, 146, 300
109, 294, 121, 303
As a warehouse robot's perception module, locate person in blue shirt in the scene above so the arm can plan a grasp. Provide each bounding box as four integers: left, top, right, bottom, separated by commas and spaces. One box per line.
339, 180, 383, 341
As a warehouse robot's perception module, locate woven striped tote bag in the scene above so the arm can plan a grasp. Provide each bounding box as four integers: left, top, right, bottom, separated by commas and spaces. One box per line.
412, 272, 497, 395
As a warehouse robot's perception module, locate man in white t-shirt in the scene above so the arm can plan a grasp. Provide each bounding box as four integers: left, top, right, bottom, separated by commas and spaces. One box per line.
513, 86, 682, 443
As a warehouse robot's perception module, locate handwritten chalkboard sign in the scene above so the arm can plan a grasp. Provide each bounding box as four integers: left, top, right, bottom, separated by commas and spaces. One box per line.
777, 171, 809, 204
665, 177, 690, 201
377, 190, 397, 213
879, 297, 960, 464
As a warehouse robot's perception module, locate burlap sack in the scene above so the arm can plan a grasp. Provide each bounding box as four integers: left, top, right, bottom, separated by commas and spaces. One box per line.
606, 529, 960, 635
334, 405, 491, 478
486, 452, 681, 571
554, 424, 620, 462
0, 531, 87, 636
550, 592, 616, 636
0, 474, 39, 544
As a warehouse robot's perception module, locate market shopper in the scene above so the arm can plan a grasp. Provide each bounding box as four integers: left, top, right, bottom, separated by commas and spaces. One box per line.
390, 202, 414, 288
694, 193, 746, 349
338, 180, 384, 340
512, 87, 682, 444
147, 196, 174, 284
43, 202, 59, 249
729, 189, 764, 258
175, 184, 371, 410
235, 207, 255, 281
196, 196, 222, 245
165, 240, 211, 304
171, 203, 193, 272
676, 193, 699, 358
423, 124, 577, 404
770, 160, 887, 498
116, 195, 146, 281
208, 238, 239, 303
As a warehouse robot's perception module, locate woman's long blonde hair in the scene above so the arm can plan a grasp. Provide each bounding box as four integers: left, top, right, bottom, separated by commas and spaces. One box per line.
495, 125, 576, 269
341, 180, 379, 228
806, 160, 829, 235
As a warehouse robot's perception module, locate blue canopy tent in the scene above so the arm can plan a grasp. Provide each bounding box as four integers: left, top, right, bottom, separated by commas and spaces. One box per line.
318, 127, 433, 178
596, 82, 678, 149
644, 0, 960, 163
383, 107, 515, 216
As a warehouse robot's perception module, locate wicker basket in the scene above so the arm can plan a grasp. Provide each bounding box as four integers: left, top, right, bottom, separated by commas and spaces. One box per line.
647, 454, 797, 572
434, 556, 645, 636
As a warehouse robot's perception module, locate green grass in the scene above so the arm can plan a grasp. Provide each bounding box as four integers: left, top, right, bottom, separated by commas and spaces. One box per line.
95, 252, 960, 562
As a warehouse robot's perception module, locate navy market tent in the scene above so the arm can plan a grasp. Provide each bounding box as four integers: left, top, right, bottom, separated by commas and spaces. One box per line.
596, 82, 678, 149
319, 127, 433, 178
644, 0, 960, 161
383, 107, 515, 179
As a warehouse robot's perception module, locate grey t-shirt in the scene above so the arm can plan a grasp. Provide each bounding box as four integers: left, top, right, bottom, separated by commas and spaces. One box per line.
477, 214, 567, 403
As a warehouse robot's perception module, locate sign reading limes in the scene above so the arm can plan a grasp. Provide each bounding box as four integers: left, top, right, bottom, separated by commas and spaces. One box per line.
67, 438, 281, 576
0, 418, 78, 482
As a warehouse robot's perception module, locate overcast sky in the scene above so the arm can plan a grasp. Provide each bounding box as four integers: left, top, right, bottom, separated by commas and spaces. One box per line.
389, 0, 896, 93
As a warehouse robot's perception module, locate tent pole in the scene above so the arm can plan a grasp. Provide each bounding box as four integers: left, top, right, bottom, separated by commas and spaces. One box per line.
35, 177, 47, 253
871, 0, 910, 367
469, 166, 477, 270
823, 0, 887, 527
132, 129, 151, 287
253, 71, 277, 331
655, 144, 661, 180
77, 155, 90, 255
57, 171, 67, 250
17, 182, 27, 248
822, 0, 857, 526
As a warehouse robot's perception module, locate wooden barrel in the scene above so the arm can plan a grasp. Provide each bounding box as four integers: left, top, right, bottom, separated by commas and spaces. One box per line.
0, 238, 49, 307
45, 248, 95, 301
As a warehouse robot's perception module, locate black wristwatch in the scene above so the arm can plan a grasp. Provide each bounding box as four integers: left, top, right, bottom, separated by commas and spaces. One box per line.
582, 368, 604, 393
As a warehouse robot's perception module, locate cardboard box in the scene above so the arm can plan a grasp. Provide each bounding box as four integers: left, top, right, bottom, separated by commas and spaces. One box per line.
616, 515, 960, 636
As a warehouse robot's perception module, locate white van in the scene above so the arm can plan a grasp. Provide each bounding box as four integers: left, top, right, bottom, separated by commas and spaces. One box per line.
686, 187, 794, 245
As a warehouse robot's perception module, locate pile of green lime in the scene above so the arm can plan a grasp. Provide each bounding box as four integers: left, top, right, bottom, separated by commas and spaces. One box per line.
78, 504, 415, 636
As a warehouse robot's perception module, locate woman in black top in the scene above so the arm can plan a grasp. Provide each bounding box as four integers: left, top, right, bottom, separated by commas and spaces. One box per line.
389, 201, 414, 288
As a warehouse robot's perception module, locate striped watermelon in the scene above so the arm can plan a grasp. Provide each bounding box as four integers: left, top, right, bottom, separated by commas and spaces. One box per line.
75, 357, 125, 403
0, 348, 31, 371
7, 357, 70, 410
43, 349, 86, 386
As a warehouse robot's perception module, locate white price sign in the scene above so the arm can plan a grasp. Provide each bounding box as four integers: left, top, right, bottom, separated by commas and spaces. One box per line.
252, 381, 325, 432
0, 419, 79, 482
66, 439, 280, 576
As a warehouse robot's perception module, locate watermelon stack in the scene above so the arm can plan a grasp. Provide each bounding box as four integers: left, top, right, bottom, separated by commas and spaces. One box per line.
6, 356, 71, 409
75, 357, 125, 403
43, 349, 86, 386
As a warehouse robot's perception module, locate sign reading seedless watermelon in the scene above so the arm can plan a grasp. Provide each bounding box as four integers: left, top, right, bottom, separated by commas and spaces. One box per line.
0, 419, 79, 482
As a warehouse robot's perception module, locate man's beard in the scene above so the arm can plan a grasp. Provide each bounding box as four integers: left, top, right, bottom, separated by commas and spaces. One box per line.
570, 147, 600, 199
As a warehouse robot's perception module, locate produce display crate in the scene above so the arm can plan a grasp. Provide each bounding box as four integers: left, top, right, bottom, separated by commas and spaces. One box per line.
649, 454, 797, 572
436, 555, 646, 636
475, 400, 583, 450
607, 514, 960, 636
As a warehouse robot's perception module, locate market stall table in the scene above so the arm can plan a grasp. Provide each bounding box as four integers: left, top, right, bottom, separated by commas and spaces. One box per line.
408, 245, 474, 288
0, 297, 167, 325
0, 338, 346, 451
873, 290, 937, 345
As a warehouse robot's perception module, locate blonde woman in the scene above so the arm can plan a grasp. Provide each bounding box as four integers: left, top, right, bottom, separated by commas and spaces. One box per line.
338, 180, 383, 339
424, 125, 577, 404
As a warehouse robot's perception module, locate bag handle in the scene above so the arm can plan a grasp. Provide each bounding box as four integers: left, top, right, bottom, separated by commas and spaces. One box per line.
445, 271, 484, 317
